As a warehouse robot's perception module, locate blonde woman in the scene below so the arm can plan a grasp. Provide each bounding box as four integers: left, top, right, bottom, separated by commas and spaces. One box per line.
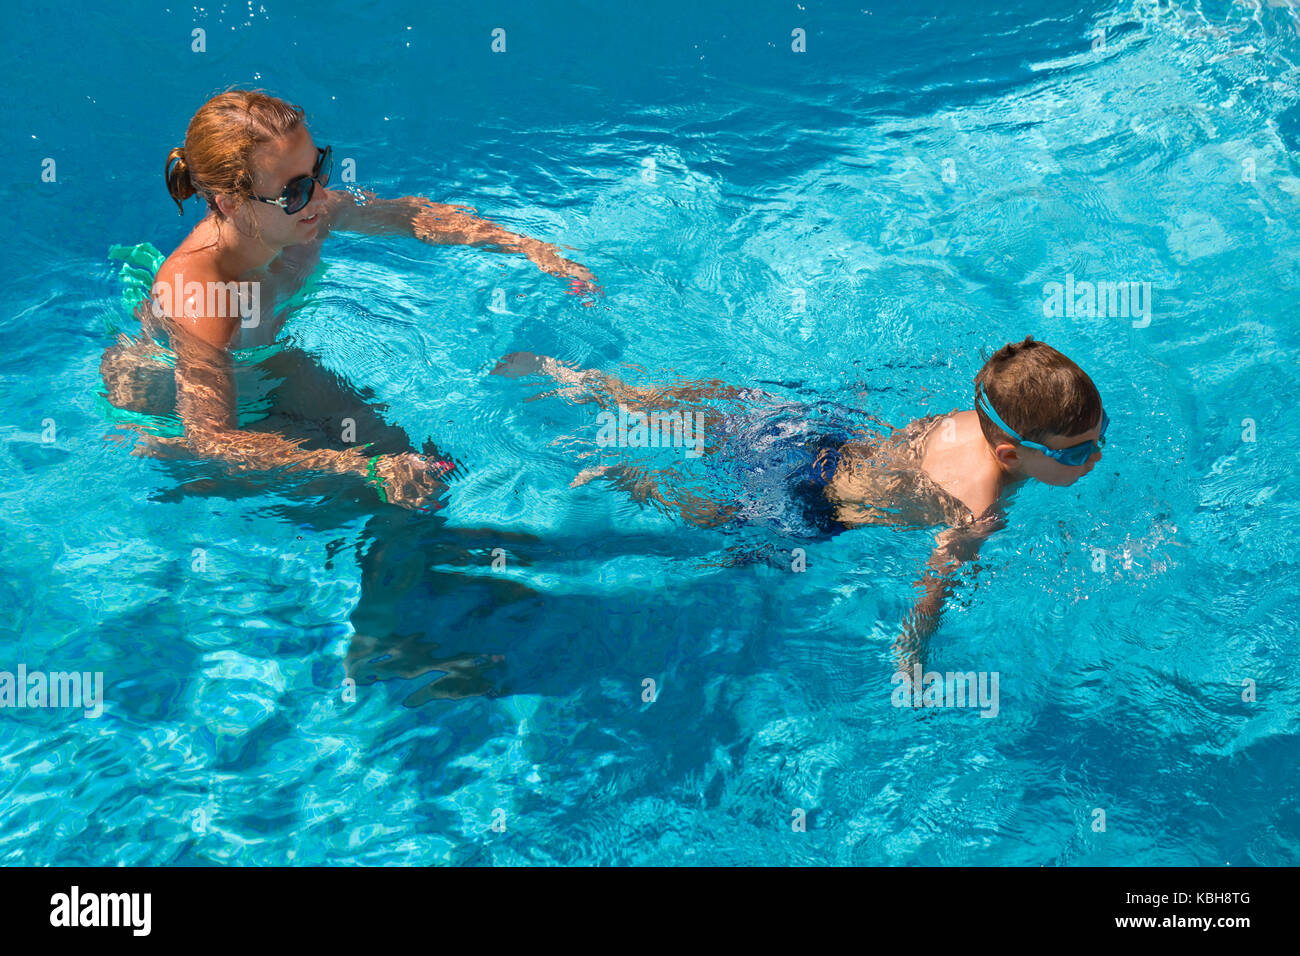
103, 89, 598, 511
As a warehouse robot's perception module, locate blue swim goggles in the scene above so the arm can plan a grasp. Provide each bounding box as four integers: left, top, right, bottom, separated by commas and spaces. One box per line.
977, 383, 1108, 467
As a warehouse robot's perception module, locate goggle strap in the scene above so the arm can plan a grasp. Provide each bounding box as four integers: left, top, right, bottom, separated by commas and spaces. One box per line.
978, 382, 1097, 464
976, 383, 1022, 443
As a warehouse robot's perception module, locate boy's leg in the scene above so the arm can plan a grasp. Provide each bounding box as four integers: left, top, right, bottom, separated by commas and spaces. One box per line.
571, 462, 736, 528
492, 351, 753, 414
496, 352, 772, 528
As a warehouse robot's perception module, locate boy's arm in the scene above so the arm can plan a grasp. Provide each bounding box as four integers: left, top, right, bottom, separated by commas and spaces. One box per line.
893, 513, 1004, 671
322, 187, 596, 284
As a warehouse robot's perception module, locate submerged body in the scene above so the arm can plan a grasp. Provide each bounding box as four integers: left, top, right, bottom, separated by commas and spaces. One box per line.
493, 345, 1107, 665
708, 397, 1000, 540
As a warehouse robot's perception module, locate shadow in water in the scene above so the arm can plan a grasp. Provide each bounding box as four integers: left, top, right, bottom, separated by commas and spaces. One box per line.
345, 510, 542, 704
101, 330, 736, 706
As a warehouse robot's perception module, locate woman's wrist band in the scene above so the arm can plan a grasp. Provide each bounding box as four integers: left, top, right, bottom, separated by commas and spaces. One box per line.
360, 445, 387, 503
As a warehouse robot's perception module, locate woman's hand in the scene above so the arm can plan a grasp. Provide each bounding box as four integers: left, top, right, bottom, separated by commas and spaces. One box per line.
564, 275, 604, 305
370, 452, 452, 512
528, 247, 593, 281
527, 246, 603, 303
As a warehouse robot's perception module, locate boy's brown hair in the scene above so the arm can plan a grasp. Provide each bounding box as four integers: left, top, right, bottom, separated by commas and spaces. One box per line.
974, 337, 1102, 446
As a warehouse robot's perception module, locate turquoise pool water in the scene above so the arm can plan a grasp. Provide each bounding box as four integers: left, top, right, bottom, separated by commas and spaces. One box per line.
1, 0, 1298, 865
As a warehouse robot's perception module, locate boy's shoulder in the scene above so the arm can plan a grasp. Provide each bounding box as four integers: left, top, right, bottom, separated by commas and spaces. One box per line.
939, 466, 1000, 520
959, 478, 1002, 520
919, 410, 1002, 519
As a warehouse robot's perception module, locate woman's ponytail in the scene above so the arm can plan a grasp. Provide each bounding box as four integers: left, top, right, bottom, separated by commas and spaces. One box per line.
165, 146, 196, 215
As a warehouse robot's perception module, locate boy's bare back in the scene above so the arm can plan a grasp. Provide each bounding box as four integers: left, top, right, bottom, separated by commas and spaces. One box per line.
824, 410, 1004, 529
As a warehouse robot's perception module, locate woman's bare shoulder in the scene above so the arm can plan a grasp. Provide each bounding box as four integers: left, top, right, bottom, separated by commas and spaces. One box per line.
151, 237, 238, 350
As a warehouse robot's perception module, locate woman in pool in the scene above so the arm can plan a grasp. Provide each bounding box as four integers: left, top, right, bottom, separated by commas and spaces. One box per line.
102, 89, 598, 510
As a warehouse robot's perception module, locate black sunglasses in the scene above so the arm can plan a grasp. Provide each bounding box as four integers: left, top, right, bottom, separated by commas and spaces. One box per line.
251, 146, 332, 215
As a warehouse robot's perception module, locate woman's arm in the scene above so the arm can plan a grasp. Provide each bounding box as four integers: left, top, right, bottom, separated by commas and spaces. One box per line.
170, 323, 367, 474
322, 188, 598, 286
140, 299, 444, 510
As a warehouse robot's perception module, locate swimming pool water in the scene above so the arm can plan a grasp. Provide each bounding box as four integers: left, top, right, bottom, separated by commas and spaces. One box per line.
1, 0, 1298, 865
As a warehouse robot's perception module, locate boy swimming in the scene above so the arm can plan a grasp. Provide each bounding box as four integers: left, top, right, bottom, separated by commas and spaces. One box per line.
494, 337, 1107, 663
